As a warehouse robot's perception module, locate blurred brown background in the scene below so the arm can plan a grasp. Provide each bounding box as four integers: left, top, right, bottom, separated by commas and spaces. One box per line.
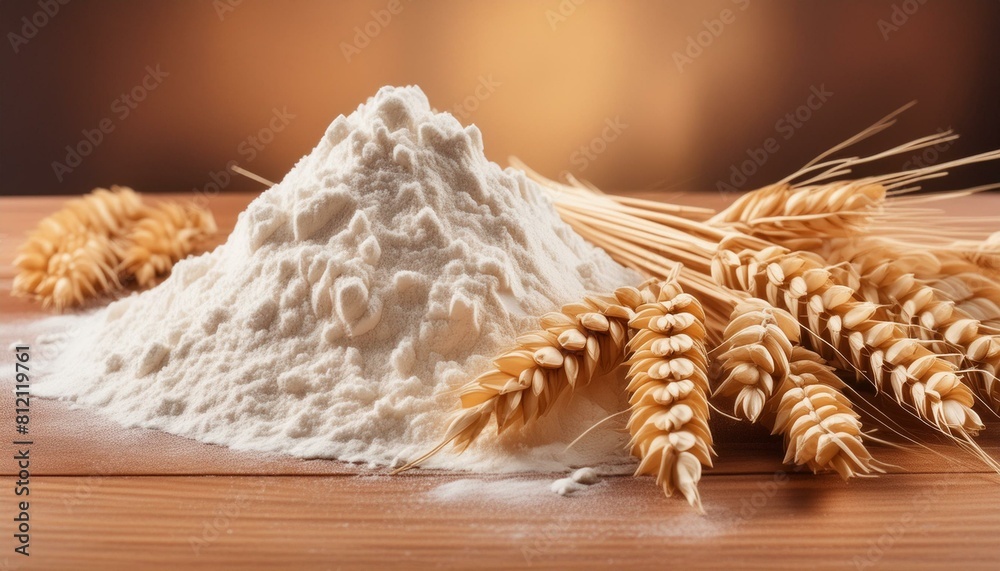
2, 0, 999, 196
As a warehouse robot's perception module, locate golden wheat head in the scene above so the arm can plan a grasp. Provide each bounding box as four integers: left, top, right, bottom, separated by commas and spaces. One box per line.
771, 346, 877, 479
711, 237, 983, 438
120, 202, 217, 287
714, 298, 800, 422
625, 276, 713, 511
399, 285, 645, 471
12, 186, 141, 310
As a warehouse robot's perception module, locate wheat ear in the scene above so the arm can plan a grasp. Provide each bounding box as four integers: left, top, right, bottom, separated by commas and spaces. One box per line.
708, 182, 886, 244
60, 185, 145, 231
398, 286, 643, 470
716, 300, 876, 477
120, 202, 217, 287
711, 238, 983, 438
932, 274, 1000, 328
12, 186, 142, 310
771, 346, 876, 479
13, 187, 218, 309
625, 275, 713, 510
714, 298, 800, 422
830, 243, 1000, 405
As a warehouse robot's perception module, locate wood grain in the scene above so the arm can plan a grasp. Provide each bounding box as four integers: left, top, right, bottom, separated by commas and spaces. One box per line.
1, 191, 999, 570
11, 473, 1000, 570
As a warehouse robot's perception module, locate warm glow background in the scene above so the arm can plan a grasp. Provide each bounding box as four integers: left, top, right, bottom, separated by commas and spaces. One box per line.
2, 0, 998, 196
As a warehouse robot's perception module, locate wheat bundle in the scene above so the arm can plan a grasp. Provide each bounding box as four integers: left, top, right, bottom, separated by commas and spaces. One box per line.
711, 239, 984, 438
12, 187, 217, 309
13, 187, 141, 310
221, 104, 1000, 509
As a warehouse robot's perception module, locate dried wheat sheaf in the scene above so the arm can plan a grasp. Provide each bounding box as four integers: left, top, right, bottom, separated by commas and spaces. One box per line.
12, 186, 216, 310
406, 105, 1000, 509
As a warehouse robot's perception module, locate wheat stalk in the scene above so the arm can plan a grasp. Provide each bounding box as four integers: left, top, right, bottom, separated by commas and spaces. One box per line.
770, 346, 876, 479
625, 273, 713, 510
711, 237, 984, 438
714, 298, 799, 422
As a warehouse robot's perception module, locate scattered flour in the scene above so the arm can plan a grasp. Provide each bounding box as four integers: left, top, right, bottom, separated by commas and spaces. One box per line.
31, 85, 640, 472
550, 479, 587, 496
550, 467, 602, 496
570, 467, 601, 485
429, 478, 555, 504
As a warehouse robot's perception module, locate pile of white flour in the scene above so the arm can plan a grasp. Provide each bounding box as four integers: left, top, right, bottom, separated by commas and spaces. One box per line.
33, 86, 638, 471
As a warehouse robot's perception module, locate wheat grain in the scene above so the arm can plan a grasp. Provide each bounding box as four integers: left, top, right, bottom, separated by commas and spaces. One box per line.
714, 299, 801, 422
932, 273, 1000, 328
120, 202, 217, 287
625, 275, 713, 510
770, 346, 876, 479
711, 237, 983, 437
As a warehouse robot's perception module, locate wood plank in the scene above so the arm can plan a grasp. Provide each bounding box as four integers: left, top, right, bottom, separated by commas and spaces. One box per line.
0, 391, 996, 477
1, 192, 999, 567
1, 192, 1000, 477
0, 193, 1000, 475
11, 473, 1000, 570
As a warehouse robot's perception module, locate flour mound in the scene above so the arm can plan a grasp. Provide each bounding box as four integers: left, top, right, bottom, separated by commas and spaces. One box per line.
35, 86, 639, 471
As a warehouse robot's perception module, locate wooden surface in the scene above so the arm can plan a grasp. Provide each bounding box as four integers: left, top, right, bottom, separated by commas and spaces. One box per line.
1, 191, 1000, 570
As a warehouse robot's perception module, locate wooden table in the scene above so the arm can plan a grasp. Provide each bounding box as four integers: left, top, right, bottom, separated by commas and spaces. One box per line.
1, 192, 999, 570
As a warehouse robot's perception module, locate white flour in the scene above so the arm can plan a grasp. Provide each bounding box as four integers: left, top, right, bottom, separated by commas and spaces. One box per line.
32, 86, 639, 472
